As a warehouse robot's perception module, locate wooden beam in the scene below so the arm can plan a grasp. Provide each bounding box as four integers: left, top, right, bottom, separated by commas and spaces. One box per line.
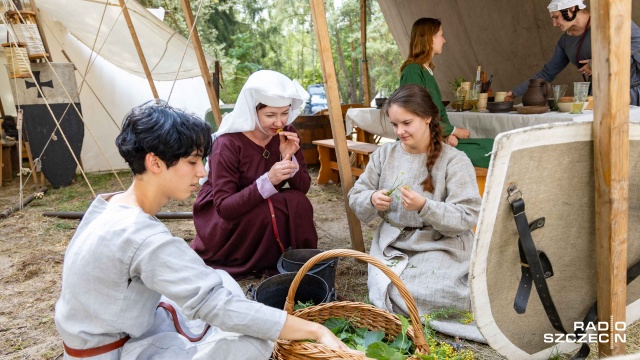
591, 0, 630, 356
30, 0, 52, 62
178, 0, 222, 127
360, 0, 371, 105
118, 0, 159, 100
310, 0, 365, 252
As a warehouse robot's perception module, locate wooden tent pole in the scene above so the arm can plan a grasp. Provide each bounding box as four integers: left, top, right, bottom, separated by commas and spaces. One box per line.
29, 0, 52, 62
178, 0, 222, 127
118, 0, 159, 100
309, 0, 365, 252
592, 0, 630, 356
359, 0, 371, 105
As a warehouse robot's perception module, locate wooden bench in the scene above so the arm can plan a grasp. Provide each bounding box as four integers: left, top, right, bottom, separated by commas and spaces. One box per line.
312, 139, 379, 184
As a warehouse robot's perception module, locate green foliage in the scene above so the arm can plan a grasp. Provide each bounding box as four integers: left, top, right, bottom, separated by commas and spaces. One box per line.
322, 313, 474, 360
140, 0, 403, 104
449, 76, 467, 94
294, 300, 315, 311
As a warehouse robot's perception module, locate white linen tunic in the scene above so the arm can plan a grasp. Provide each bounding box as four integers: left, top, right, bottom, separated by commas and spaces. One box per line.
55, 194, 287, 359
348, 142, 484, 341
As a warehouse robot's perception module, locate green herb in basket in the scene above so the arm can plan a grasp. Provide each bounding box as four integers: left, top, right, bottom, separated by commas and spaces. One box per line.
294, 300, 315, 311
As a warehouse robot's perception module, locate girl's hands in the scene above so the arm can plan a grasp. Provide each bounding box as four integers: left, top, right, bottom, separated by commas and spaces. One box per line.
268, 153, 299, 185
371, 190, 392, 211
279, 131, 300, 159
400, 186, 426, 212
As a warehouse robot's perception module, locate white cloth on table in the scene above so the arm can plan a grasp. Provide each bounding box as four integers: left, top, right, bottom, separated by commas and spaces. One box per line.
348, 142, 485, 342
55, 193, 287, 359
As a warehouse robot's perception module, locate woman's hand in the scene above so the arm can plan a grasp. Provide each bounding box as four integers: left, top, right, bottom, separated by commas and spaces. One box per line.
505, 91, 515, 102
278, 315, 362, 355
313, 326, 355, 352
268, 153, 299, 185
578, 59, 592, 77
400, 186, 426, 212
371, 190, 393, 211
279, 131, 300, 159
454, 128, 470, 139
445, 135, 458, 147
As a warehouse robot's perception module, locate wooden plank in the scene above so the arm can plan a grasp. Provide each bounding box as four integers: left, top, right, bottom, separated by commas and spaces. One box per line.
592, 0, 630, 356
118, 0, 159, 100
312, 139, 379, 155
179, 0, 222, 127
360, 0, 371, 105
310, 0, 365, 252
30, 0, 52, 62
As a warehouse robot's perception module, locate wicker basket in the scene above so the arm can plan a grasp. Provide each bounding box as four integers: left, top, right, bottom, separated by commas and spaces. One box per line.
273, 249, 429, 359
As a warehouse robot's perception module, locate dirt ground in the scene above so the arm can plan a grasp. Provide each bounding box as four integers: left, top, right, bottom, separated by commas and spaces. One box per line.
0, 167, 638, 359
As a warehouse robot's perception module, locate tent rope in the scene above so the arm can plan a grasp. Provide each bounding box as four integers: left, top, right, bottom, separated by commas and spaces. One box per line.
0, 8, 96, 197
167, 0, 205, 102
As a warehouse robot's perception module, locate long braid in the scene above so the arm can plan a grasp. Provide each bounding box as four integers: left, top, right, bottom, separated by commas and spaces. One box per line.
422, 116, 443, 192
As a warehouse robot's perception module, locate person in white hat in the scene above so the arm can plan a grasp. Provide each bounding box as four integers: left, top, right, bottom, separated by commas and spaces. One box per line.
191, 70, 319, 279
506, 0, 640, 105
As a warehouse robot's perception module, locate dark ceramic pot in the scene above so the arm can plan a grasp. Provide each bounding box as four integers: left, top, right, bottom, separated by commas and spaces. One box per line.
522, 79, 550, 107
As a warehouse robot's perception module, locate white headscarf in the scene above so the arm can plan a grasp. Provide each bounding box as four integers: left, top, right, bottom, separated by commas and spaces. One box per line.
547, 0, 586, 12
200, 70, 309, 184
214, 70, 309, 137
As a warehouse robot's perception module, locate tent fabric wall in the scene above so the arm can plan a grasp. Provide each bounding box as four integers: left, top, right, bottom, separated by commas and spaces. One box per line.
36, 0, 212, 81
26, 9, 213, 172
377, 0, 640, 101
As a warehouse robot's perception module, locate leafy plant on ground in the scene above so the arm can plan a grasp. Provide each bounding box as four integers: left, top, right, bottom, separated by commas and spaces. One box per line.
321, 312, 474, 360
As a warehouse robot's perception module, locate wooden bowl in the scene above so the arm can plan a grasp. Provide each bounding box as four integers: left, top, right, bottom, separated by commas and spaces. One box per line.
486, 101, 514, 113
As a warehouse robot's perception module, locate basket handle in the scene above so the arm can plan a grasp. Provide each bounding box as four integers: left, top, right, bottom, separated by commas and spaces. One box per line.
284, 249, 429, 353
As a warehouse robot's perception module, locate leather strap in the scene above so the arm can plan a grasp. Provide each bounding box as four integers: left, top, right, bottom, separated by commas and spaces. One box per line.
63, 336, 130, 358
576, 16, 591, 82
509, 193, 567, 334
267, 198, 286, 253
514, 217, 554, 314
157, 302, 211, 342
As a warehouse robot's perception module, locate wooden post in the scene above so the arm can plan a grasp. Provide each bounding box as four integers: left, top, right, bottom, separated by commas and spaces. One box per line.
29, 0, 52, 62
118, 0, 159, 100
591, 0, 630, 356
213, 60, 220, 101
310, 0, 365, 252
360, 0, 371, 106
178, 0, 222, 127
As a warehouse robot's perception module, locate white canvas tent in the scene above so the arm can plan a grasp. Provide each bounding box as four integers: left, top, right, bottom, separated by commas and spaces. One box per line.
0, 0, 214, 172
377, 0, 640, 101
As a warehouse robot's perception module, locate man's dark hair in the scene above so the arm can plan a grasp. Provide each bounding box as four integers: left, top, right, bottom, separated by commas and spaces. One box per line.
116, 101, 212, 175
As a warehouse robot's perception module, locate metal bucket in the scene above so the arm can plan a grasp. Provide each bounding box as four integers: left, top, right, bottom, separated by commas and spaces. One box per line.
277, 249, 337, 293
250, 272, 329, 310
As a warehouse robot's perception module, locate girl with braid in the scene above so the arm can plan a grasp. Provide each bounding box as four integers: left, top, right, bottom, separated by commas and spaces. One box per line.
348, 84, 483, 341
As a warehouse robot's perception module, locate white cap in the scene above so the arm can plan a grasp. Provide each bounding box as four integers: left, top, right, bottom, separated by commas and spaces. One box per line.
547, 0, 586, 12
254, 92, 292, 107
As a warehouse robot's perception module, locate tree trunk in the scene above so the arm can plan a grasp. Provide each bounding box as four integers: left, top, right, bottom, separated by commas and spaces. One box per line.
348, 16, 359, 103
335, 27, 356, 104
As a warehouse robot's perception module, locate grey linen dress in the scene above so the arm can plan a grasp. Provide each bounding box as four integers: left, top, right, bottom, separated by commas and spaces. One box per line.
348, 142, 483, 340
55, 194, 286, 359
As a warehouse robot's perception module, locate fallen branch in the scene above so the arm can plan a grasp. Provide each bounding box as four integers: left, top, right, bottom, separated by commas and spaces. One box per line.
42, 211, 193, 220
0, 187, 48, 219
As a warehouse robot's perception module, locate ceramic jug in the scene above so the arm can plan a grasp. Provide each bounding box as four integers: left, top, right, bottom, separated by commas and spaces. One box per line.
522, 79, 550, 106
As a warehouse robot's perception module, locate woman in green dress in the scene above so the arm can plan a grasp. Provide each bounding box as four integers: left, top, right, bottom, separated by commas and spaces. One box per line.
400, 17, 493, 168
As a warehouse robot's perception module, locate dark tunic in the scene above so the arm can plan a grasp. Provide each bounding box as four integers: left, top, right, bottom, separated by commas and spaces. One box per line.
400, 63, 493, 168
191, 125, 318, 278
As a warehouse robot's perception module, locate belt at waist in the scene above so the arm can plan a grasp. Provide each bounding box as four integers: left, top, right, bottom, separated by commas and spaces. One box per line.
63, 336, 130, 358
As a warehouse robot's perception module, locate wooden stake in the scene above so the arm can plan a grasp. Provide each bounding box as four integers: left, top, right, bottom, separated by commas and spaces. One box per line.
118, 0, 159, 100
592, 0, 630, 356
310, 0, 365, 252
360, 0, 371, 105
178, 0, 222, 127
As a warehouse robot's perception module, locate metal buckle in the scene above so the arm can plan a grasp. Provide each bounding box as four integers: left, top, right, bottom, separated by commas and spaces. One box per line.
507, 184, 522, 204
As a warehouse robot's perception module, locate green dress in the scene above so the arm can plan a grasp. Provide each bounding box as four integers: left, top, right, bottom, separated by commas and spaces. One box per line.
400, 63, 493, 168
